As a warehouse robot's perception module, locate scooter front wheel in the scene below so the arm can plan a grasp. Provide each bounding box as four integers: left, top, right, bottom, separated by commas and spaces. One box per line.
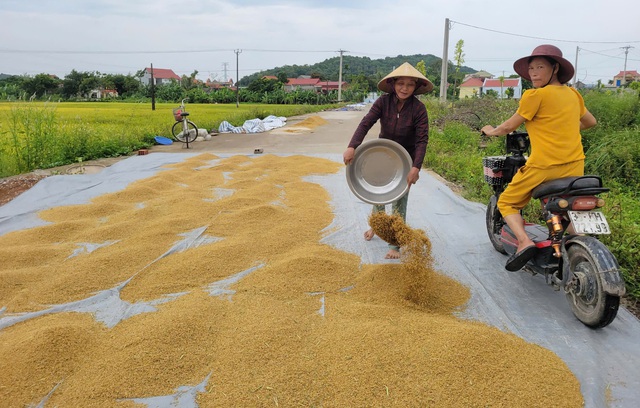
486, 195, 506, 254
566, 245, 620, 328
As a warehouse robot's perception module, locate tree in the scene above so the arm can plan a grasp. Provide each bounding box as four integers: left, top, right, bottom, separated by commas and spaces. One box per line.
155, 81, 185, 102
22, 73, 60, 98
102, 74, 141, 98
247, 77, 281, 93
484, 89, 498, 99
277, 72, 288, 84
452, 40, 466, 100
62, 70, 101, 99
416, 60, 427, 77
346, 73, 371, 94
505, 87, 515, 99
180, 70, 199, 90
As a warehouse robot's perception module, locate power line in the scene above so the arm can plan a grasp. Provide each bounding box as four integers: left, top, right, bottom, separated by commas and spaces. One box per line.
450, 20, 640, 44
0, 48, 235, 55
0, 48, 339, 55
580, 47, 640, 62
242, 49, 336, 53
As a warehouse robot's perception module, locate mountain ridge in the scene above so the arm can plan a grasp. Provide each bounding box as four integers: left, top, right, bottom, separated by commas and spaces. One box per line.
238, 54, 476, 85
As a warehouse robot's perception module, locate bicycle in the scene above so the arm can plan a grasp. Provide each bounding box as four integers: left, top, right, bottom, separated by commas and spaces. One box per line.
172, 98, 198, 147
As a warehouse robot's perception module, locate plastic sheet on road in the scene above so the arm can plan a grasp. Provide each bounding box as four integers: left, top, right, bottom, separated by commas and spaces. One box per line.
1, 152, 639, 408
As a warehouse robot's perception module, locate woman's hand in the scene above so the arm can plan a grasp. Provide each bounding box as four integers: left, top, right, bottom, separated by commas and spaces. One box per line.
481, 125, 496, 136
482, 113, 526, 137
343, 147, 355, 165
407, 167, 420, 186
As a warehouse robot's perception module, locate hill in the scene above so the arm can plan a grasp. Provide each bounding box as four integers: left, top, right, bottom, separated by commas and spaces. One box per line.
238, 54, 476, 86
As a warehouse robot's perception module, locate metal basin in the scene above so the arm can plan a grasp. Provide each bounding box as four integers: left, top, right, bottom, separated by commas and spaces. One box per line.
346, 138, 412, 205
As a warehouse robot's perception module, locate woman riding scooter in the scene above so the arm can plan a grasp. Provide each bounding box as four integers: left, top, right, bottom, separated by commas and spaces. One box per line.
481, 44, 597, 271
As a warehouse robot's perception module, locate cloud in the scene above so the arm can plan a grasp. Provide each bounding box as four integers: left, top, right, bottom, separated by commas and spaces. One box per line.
1, 0, 637, 83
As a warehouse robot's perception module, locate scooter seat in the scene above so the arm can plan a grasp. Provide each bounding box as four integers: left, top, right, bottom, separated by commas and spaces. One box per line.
532, 175, 608, 199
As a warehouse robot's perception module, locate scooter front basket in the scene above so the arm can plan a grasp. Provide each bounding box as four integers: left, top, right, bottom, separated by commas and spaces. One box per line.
483, 156, 506, 185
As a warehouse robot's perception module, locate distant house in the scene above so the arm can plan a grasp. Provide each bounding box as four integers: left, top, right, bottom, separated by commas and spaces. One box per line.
317, 80, 347, 93
283, 76, 347, 93
462, 71, 493, 82
459, 77, 484, 99
89, 88, 118, 99
205, 78, 235, 90
284, 77, 322, 92
613, 70, 640, 86
139, 67, 180, 86
482, 78, 522, 99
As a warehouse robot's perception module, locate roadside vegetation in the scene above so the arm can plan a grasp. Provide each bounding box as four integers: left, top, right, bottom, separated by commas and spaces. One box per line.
424, 89, 640, 306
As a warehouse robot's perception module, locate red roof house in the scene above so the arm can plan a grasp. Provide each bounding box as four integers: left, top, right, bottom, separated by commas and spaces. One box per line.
139, 67, 181, 86
459, 77, 484, 99
613, 70, 640, 86
283, 77, 347, 93
482, 78, 522, 99
284, 77, 321, 92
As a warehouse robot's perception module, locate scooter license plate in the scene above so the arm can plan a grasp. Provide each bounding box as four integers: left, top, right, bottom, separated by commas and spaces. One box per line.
568, 211, 611, 234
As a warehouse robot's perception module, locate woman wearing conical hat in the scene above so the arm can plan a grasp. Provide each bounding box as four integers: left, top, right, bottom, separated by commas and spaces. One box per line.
481, 44, 597, 271
343, 62, 434, 259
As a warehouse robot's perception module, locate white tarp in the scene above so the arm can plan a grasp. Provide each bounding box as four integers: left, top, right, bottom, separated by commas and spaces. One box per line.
218, 115, 287, 134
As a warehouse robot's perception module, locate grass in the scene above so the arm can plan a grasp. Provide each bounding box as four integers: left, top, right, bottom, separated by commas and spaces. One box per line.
0, 101, 335, 177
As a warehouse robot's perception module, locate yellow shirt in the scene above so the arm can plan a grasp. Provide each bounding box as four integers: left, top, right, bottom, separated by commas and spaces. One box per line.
516, 85, 586, 168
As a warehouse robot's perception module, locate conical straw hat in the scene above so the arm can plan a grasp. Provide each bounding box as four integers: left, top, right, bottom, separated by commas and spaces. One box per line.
377, 62, 434, 95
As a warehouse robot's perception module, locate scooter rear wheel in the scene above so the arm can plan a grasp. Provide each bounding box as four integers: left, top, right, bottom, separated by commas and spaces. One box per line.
566, 245, 619, 328
486, 195, 506, 254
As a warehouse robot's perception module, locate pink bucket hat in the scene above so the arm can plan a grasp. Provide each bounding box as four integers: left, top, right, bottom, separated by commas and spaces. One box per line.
513, 44, 575, 84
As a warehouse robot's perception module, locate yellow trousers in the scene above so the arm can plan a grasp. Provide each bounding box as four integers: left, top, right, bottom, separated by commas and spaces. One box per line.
498, 160, 584, 217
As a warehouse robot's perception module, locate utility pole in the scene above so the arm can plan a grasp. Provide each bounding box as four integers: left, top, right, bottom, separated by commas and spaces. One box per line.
621, 46, 633, 86
439, 18, 450, 101
234, 49, 242, 108
222, 62, 229, 82
573, 46, 579, 87
338, 49, 346, 102
150, 63, 155, 111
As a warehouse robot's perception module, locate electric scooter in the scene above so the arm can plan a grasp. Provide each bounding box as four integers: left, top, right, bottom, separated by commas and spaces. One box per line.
483, 131, 625, 328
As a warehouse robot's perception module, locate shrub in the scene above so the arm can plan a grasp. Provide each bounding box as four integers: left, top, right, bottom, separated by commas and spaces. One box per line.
582, 90, 639, 130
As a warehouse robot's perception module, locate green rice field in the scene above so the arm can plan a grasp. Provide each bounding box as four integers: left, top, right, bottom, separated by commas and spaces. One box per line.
0, 102, 333, 177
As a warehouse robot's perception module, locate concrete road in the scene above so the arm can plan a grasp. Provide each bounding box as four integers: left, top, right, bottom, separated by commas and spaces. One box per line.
149, 108, 377, 155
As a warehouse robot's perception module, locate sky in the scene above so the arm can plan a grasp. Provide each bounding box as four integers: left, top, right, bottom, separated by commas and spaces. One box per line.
1, 0, 639, 85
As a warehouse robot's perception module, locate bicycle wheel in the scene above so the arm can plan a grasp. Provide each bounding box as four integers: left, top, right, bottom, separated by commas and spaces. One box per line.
171, 120, 198, 143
